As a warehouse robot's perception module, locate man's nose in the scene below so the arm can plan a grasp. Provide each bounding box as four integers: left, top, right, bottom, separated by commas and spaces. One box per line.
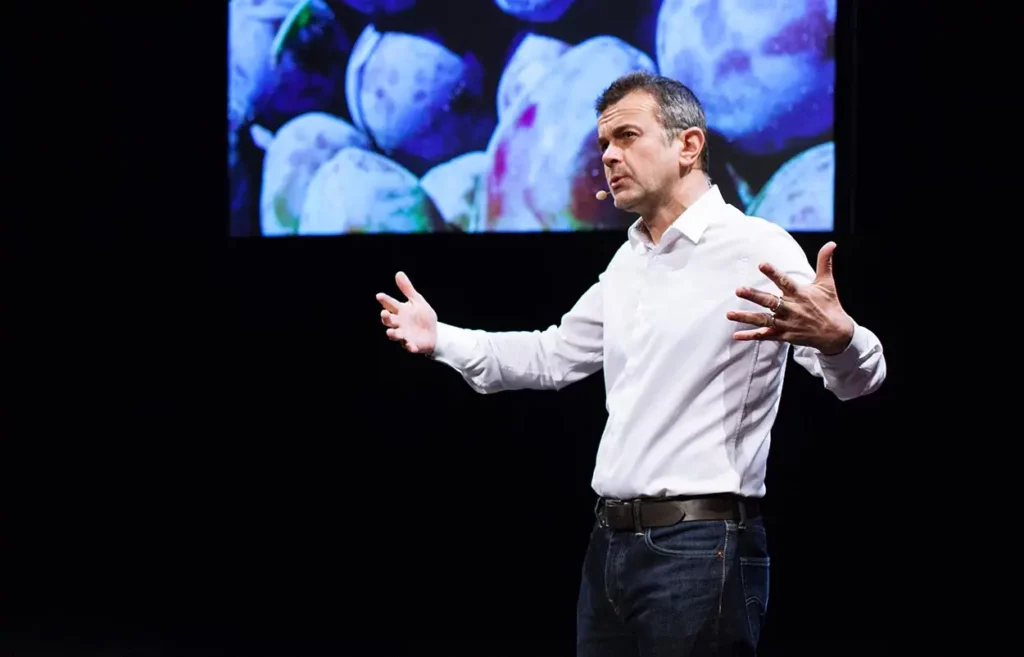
602, 146, 621, 168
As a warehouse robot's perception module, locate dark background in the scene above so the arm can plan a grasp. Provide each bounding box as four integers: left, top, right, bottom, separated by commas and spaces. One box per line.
6, 2, 989, 656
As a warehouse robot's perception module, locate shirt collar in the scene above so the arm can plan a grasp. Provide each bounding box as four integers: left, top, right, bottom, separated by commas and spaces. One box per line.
627, 184, 724, 250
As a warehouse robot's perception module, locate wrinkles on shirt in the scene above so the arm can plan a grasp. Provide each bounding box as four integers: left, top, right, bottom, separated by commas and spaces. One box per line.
432, 280, 605, 394
792, 324, 886, 400
489, 326, 603, 392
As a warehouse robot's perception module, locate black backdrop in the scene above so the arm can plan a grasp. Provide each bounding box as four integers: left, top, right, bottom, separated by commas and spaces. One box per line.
10, 2, 979, 656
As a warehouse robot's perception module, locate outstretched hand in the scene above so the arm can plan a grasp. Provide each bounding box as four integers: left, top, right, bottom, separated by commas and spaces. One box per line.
376, 272, 437, 355
726, 242, 855, 355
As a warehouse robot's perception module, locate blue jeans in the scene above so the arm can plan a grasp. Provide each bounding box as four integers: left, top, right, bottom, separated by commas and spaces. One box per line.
576, 509, 770, 656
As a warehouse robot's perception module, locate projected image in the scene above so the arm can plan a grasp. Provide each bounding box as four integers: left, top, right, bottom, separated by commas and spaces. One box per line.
229, 0, 837, 237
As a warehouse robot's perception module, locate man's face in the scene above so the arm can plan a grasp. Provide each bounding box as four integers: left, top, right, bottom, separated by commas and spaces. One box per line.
597, 90, 679, 215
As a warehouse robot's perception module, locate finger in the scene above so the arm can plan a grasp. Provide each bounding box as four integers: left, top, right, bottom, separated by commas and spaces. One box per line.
386, 328, 404, 342
376, 292, 402, 314
735, 287, 783, 311
381, 309, 399, 328
758, 263, 800, 295
732, 327, 779, 341
726, 311, 775, 328
814, 241, 836, 283
395, 271, 422, 301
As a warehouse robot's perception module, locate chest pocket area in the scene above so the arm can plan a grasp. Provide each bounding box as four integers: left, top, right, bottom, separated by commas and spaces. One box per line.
599, 269, 639, 349
653, 268, 730, 329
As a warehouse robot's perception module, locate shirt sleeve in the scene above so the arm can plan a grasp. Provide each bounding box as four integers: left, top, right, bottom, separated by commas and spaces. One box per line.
757, 226, 887, 401
427, 281, 604, 394
791, 323, 886, 401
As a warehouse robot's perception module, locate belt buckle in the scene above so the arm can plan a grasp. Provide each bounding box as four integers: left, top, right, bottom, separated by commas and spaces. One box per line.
604, 499, 644, 533
603, 499, 627, 529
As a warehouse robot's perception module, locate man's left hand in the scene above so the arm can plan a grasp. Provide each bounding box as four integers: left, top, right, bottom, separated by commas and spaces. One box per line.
726, 241, 855, 356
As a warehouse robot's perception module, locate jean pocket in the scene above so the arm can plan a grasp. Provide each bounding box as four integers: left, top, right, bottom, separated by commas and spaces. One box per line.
643, 520, 731, 558
740, 556, 770, 640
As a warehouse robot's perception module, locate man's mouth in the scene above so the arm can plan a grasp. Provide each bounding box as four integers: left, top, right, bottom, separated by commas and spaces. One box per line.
609, 175, 628, 188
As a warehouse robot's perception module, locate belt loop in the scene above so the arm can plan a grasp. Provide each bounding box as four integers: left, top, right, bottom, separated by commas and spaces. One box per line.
631, 500, 642, 533
737, 498, 748, 528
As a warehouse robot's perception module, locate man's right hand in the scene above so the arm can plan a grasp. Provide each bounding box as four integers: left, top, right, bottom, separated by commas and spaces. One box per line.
376, 272, 437, 355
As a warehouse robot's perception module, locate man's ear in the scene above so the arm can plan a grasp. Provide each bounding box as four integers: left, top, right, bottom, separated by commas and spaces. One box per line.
677, 127, 705, 168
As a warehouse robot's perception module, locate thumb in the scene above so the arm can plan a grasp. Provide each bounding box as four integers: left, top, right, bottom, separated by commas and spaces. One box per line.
395, 271, 421, 301
815, 241, 837, 283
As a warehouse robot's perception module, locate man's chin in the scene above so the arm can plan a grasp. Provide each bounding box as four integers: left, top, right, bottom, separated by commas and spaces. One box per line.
613, 193, 641, 214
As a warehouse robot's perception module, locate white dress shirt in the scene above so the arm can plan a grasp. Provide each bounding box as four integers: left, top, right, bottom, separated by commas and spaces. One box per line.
430, 186, 886, 500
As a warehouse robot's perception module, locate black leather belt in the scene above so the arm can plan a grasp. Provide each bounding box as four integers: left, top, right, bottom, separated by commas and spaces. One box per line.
596, 495, 760, 532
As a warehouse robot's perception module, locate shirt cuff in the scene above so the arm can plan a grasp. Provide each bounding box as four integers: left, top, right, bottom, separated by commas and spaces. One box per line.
817, 322, 870, 371
430, 322, 479, 367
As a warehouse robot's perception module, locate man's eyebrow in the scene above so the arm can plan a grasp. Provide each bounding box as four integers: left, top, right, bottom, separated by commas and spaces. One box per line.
597, 123, 642, 146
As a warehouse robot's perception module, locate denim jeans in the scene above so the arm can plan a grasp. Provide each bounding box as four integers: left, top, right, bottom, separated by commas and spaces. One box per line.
576, 509, 770, 656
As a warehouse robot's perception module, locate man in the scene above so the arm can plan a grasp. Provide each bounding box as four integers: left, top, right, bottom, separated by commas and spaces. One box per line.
375, 71, 886, 656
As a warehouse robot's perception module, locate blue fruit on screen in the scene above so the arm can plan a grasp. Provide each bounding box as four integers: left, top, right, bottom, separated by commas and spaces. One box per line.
228, 0, 837, 236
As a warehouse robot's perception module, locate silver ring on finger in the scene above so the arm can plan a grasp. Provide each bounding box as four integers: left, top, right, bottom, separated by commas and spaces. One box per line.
767, 314, 776, 329
773, 296, 784, 313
